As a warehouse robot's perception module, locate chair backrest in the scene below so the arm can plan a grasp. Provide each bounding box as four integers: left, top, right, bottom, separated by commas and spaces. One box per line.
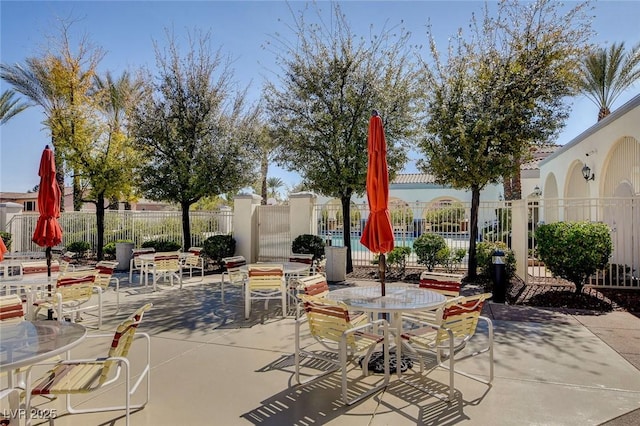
289, 253, 314, 265
59, 251, 77, 274
153, 252, 181, 270
101, 303, 153, 383
184, 247, 203, 267
0, 294, 25, 323
94, 260, 118, 290
55, 271, 98, 302
419, 272, 463, 298
21, 260, 60, 275
296, 274, 330, 297
435, 293, 491, 345
132, 248, 155, 267
222, 256, 247, 283
187, 247, 202, 256
299, 294, 357, 346
247, 264, 284, 290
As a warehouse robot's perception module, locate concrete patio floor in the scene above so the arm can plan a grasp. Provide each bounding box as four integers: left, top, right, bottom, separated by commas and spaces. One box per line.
11, 272, 640, 425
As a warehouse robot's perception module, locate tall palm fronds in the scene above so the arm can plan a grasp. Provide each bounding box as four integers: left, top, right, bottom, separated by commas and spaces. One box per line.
579, 42, 640, 121
0, 89, 30, 124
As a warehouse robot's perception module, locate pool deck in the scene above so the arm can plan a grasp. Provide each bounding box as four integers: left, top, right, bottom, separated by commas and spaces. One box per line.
8, 271, 640, 425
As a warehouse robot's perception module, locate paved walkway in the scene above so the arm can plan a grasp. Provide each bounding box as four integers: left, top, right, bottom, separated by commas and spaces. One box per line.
9, 272, 640, 425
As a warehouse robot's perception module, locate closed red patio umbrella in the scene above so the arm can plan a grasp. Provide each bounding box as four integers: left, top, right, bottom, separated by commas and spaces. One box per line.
360, 111, 395, 295
0, 234, 7, 261
32, 145, 63, 277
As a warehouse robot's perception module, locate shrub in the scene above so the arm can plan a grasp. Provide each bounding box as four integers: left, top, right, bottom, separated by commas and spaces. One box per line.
535, 221, 612, 293
476, 241, 516, 280
413, 233, 447, 271
439, 247, 467, 273
66, 241, 91, 259
291, 234, 325, 262
141, 240, 182, 252
202, 234, 236, 270
0, 231, 11, 251
386, 246, 412, 276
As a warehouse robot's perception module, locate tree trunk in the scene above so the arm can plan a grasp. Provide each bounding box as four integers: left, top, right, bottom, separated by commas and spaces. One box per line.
260, 152, 268, 205
181, 201, 191, 251
598, 107, 610, 122
467, 186, 481, 279
96, 193, 105, 261
73, 175, 83, 211
341, 195, 353, 274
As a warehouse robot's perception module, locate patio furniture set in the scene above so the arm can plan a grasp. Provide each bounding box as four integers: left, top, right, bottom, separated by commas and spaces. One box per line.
1, 249, 495, 424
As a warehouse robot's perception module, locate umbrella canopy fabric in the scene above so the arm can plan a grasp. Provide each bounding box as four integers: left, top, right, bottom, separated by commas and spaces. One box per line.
32, 145, 63, 248
360, 113, 395, 255
0, 235, 7, 261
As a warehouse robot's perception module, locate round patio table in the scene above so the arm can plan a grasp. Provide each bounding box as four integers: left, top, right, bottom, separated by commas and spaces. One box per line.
326, 284, 446, 376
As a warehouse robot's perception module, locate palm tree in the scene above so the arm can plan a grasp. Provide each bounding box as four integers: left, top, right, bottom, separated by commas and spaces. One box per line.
1, 58, 67, 208
579, 42, 640, 121
0, 89, 30, 124
266, 177, 284, 202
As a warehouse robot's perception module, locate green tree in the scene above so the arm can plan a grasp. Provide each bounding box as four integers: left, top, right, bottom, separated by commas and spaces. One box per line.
578, 41, 640, 121
416, 0, 592, 278
0, 90, 29, 124
264, 2, 421, 273
63, 71, 143, 260
535, 222, 612, 294
131, 29, 259, 249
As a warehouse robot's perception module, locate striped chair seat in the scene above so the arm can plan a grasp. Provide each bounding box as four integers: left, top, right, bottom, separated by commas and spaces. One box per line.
295, 294, 390, 405
0, 294, 25, 323
400, 293, 494, 401
129, 248, 155, 284
149, 252, 182, 291
245, 264, 286, 319
33, 271, 101, 327
221, 256, 248, 302
21, 260, 60, 275
25, 303, 153, 426
182, 247, 205, 281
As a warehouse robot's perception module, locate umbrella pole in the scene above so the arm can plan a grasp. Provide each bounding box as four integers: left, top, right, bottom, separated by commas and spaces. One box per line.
379, 254, 386, 296
46, 246, 54, 320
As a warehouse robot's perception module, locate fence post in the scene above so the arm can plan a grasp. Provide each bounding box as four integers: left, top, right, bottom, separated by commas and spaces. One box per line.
510, 199, 528, 285
233, 193, 262, 262
289, 192, 316, 242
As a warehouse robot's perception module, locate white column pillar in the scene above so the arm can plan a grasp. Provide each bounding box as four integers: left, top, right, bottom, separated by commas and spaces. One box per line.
289, 192, 317, 242
233, 194, 262, 262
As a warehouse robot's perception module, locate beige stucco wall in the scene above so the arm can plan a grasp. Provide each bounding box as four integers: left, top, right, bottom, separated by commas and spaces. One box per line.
540, 94, 640, 199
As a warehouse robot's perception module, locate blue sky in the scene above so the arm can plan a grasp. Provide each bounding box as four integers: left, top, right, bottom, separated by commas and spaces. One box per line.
2, 0, 640, 194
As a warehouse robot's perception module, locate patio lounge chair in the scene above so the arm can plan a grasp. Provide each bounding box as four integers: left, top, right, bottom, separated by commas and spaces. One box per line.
295, 294, 390, 405
400, 293, 494, 401
25, 303, 153, 426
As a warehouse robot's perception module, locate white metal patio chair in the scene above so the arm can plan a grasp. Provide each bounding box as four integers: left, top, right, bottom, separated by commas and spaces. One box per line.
244, 264, 286, 319
182, 247, 205, 281
400, 293, 494, 401
24, 303, 153, 426
148, 252, 182, 291
32, 271, 101, 328
221, 256, 247, 302
129, 247, 155, 284
295, 294, 390, 405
